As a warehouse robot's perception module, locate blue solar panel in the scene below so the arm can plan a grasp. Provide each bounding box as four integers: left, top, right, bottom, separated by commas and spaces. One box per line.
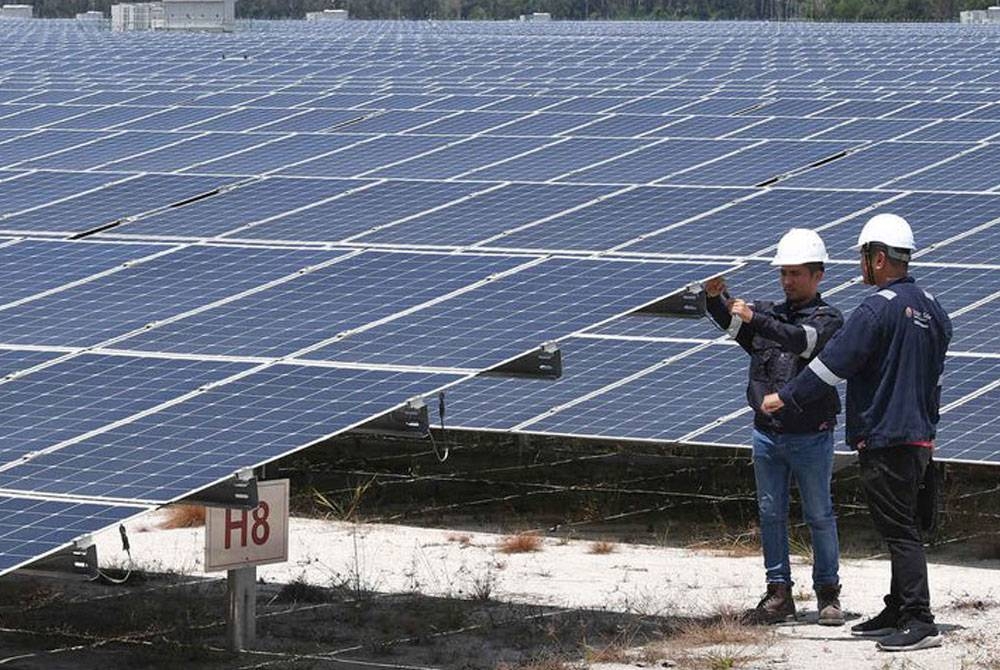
0, 354, 252, 465
251, 109, 367, 133
807, 118, 929, 142
406, 111, 525, 136
900, 121, 1000, 143
185, 134, 372, 176
0, 170, 124, 215
0, 245, 343, 347
668, 140, 856, 186
0, 364, 465, 502
727, 117, 845, 140
17, 131, 192, 171
523, 343, 749, 441
370, 136, 553, 179
99, 133, 273, 173
0, 104, 105, 129
481, 186, 750, 252
594, 261, 862, 340
306, 258, 735, 369
466, 138, 649, 182
118, 178, 369, 239
784, 141, 972, 189
48, 105, 169, 130
226, 180, 486, 242
278, 135, 453, 178
0, 348, 63, 378
337, 110, 452, 134
0, 174, 228, 235
0, 239, 168, 304
938, 385, 1000, 462
562, 138, 755, 185
890, 144, 1000, 192
571, 114, 684, 138
622, 188, 893, 257
115, 251, 528, 357
0, 495, 148, 576
820, 192, 1000, 260
354, 182, 618, 248
0, 129, 107, 167
446, 337, 696, 430
180, 107, 307, 132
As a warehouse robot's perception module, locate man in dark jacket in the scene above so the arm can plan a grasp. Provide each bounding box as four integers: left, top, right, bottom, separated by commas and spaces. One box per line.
763, 213, 952, 652
706, 228, 845, 626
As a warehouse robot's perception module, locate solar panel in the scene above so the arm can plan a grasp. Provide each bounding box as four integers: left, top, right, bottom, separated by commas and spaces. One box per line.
0, 495, 149, 577
480, 186, 750, 252
620, 188, 891, 257
0, 170, 125, 215
0, 174, 227, 235
0, 353, 253, 465
562, 138, 755, 185
465, 137, 649, 182
369, 136, 554, 179
224, 180, 488, 243
0, 129, 108, 167
819, 192, 1000, 260
667, 139, 856, 186
277, 135, 452, 178
0, 239, 169, 304
353, 182, 618, 248
98, 133, 273, 173
938, 385, 1000, 462
17, 131, 192, 171
0, 245, 343, 347
113, 251, 529, 358
445, 337, 697, 430
522, 343, 749, 442
117, 178, 370, 239
0, 364, 466, 502
784, 141, 973, 189
890, 144, 1000, 192
0, 348, 63, 378
306, 258, 735, 369
185, 133, 373, 176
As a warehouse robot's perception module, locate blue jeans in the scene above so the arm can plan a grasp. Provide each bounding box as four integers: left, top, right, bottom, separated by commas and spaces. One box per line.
752, 428, 840, 589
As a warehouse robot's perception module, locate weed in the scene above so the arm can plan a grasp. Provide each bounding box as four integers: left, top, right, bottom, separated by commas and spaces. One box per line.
158, 505, 205, 529
588, 540, 617, 554
499, 532, 543, 554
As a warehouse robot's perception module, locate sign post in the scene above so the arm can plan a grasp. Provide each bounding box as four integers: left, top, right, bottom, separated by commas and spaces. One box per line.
205, 479, 289, 651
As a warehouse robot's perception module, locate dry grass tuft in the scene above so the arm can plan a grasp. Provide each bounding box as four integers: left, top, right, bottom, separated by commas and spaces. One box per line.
947, 595, 1000, 612
496, 659, 572, 670
498, 532, 543, 554
446, 532, 472, 547
672, 609, 772, 648
159, 504, 206, 529
588, 541, 617, 555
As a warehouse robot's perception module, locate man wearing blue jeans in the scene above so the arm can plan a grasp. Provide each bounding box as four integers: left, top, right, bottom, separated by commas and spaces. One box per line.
705, 229, 844, 625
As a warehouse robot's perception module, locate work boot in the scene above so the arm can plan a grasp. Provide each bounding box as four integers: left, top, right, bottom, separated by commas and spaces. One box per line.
851, 594, 902, 637
741, 582, 796, 625
816, 584, 844, 626
876, 618, 941, 652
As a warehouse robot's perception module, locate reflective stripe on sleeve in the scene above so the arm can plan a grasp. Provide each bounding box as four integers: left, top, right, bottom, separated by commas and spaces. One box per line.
877, 289, 897, 301
800, 324, 818, 358
808, 357, 845, 386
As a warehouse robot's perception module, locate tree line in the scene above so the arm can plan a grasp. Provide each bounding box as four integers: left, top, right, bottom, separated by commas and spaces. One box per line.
33, 0, 998, 22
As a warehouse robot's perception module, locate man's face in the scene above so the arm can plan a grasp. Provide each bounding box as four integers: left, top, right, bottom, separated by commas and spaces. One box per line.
780, 265, 822, 304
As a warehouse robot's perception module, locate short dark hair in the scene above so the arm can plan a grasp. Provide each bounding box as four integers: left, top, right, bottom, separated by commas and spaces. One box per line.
864, 242, 909, 273
804, 262, 825, 274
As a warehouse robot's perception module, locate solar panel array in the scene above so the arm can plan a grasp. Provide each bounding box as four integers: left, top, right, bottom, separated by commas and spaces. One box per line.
1, 18, 999, 575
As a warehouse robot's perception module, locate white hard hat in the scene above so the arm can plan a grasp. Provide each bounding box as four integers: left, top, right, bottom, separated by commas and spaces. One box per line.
770, 228, 830, 266
854, 213, 916, 252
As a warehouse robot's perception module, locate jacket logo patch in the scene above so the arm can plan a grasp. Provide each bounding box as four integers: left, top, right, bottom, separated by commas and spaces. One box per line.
906, 306, 931, 329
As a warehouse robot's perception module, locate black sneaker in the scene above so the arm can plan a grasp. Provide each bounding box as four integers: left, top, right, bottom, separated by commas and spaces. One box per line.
851, 596, 901, 637
877, 620, 941, 652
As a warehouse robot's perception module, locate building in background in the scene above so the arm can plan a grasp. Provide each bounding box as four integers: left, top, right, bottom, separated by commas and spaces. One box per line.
305, 8, 347, 20
0, 4, 33, 18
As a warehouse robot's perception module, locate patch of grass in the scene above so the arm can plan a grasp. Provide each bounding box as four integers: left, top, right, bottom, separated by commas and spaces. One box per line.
276, 577, 332, 604
698, 646, 765, 670
671, 609, 773, 647
499, 533, 543, 554
687, 528, 761, 558
588, 541, 616, 555
158, 504, 205, 529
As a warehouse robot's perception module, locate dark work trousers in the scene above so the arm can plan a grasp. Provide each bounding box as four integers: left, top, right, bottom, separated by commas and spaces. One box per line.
858, 445, 934, 624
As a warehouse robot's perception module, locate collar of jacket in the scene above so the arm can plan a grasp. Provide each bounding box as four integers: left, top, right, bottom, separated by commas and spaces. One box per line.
778, 293, 825, 315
